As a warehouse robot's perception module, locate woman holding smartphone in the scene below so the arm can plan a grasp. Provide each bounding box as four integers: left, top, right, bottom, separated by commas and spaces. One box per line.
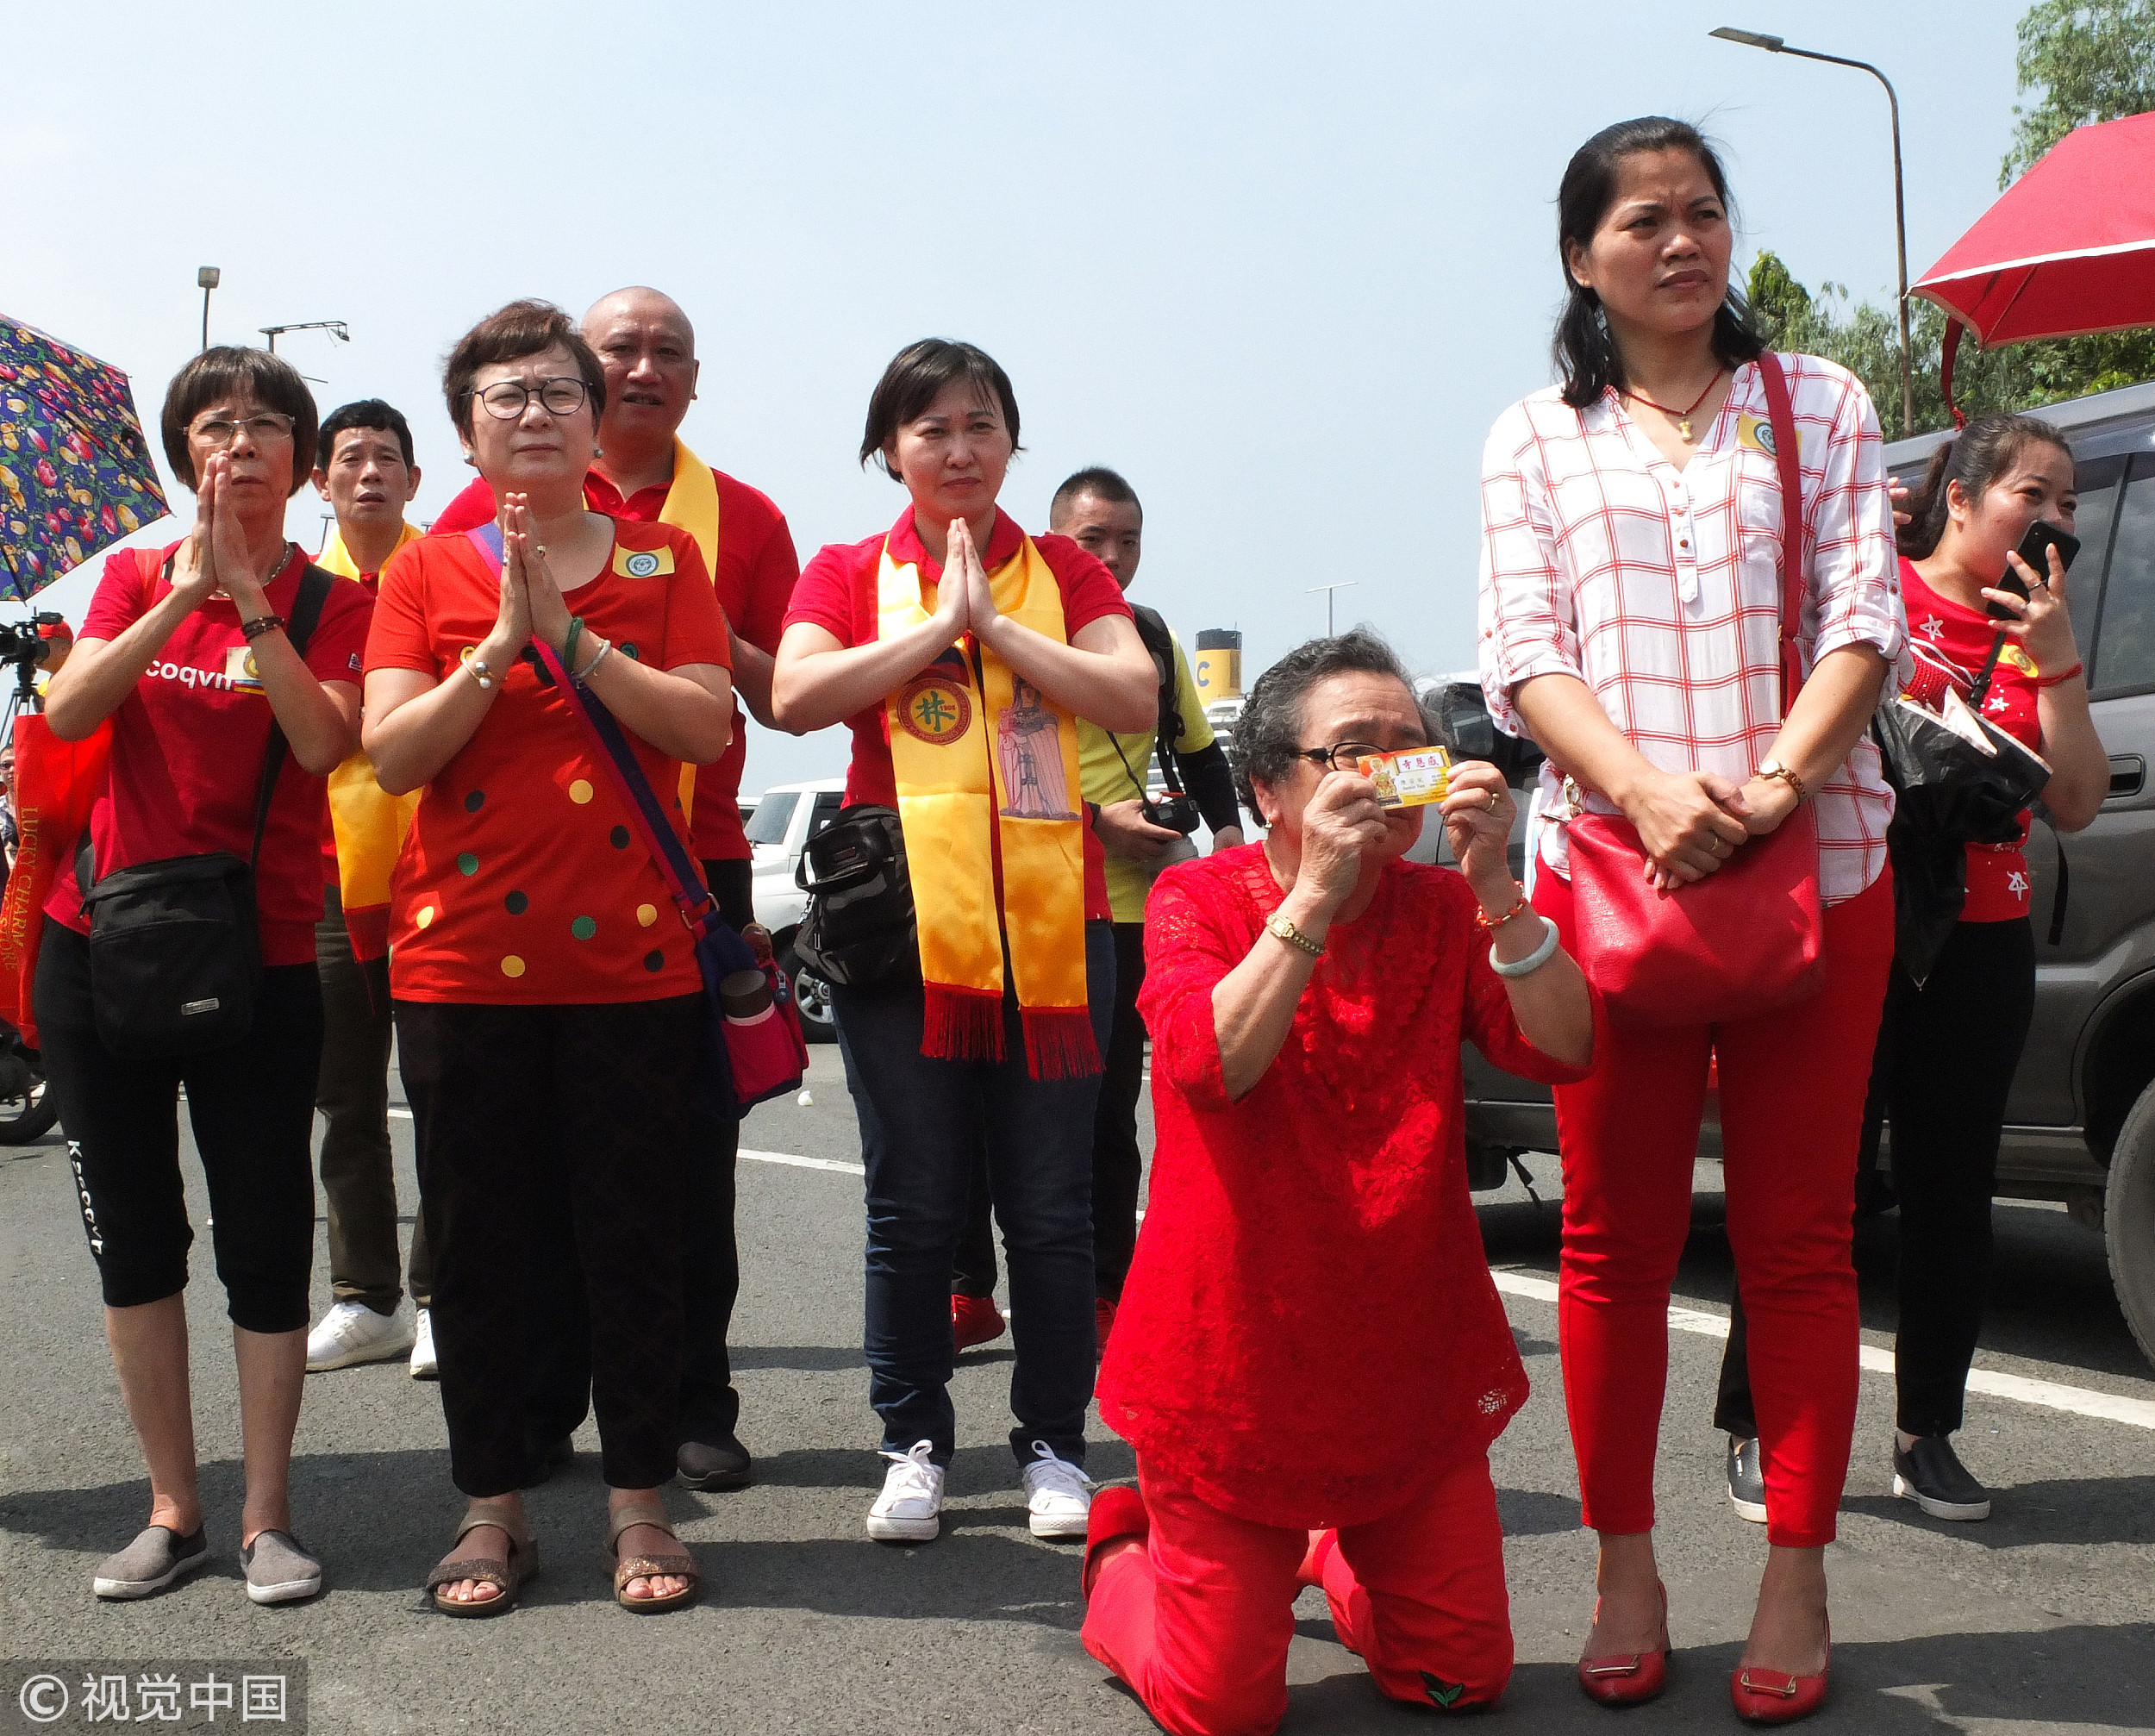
1855, 415, 2104, 1518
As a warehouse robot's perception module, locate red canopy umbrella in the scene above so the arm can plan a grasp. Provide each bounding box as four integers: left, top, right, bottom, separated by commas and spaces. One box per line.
1912, 110, 2155, 424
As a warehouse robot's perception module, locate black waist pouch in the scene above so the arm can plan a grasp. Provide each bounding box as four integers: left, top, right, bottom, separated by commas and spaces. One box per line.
81, 852, 262, 1058
791, 804, 919, 989
71, 559, 334, 1058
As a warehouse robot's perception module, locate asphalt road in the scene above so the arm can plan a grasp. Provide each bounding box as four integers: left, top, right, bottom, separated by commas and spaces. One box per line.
3, 1046, 2152, 1734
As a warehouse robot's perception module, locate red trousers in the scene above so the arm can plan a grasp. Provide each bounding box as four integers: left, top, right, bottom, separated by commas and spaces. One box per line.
1537, 867, 1894, 1548
1081, 1456, 1513, 1736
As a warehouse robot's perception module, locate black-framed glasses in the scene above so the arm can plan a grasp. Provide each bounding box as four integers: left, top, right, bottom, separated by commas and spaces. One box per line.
190, 411, 296, 448
465, 377, 590, 420
1292, 738, 1428, 774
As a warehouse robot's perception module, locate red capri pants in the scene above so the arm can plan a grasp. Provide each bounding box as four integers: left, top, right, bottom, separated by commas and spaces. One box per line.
1536, 865, 1894, 1548
1081, 1455, 1513, 1736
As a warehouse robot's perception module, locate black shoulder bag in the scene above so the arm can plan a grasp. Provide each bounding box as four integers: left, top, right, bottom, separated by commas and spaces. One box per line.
76, 564, 334, 1058
791, 804, 918, 989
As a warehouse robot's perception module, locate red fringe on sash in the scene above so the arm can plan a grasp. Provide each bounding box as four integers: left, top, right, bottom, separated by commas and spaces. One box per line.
1022, 1007, 1102, 1082
921, 987, 1102, 1081
922, 984, 1004, 1064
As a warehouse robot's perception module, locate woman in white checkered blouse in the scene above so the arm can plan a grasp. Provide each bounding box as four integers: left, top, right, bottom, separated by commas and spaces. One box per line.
1477, 116, 1907, 1724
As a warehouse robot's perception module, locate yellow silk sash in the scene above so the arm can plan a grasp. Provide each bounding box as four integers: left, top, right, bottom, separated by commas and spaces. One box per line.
878, 533, 1096, 1078
657, 439, 723, 823
316, 524, 422, 952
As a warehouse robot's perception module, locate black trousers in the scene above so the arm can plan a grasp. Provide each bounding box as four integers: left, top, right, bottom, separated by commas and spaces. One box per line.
953, 921, 1147, 1302
396, 994, 701, 1496
1715, 918, 2035, 1439
521, 855, 754, 1456
38, 923, 321, 1333
315, 887, 430, 1311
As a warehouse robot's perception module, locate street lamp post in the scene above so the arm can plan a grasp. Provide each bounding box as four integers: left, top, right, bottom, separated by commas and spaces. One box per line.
260, 320, 351, 355
1307, 581, 1358, 635
1710, 27, 1915, 438
197, 266, 220, 353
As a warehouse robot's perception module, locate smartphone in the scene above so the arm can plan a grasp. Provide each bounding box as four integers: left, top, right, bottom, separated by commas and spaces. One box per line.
1990, 519, 2081, 618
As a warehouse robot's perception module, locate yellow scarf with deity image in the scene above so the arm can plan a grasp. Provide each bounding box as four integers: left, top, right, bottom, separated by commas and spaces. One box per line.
878, 532, 1097, 1079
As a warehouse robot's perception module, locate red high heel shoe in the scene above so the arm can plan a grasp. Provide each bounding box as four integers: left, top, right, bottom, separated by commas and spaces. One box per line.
1576, 1583, 1671, 1707
1731, 1621, 1830, 1725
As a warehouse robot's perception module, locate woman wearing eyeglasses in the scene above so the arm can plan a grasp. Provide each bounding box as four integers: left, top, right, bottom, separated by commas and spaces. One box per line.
1082, 631, 1596, 1733
40, 347, 375, 1607
363, 300, 734, 1616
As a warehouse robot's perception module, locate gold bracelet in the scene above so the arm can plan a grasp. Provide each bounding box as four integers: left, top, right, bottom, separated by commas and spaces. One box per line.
1265, 910, 1323, 959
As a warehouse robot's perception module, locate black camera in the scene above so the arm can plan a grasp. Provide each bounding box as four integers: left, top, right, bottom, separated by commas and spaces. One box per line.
0, 614, 59, 668
1142, 791, 1202, 836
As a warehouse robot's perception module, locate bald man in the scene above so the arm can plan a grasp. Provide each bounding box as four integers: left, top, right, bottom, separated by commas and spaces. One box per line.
432, 288, 799, 1494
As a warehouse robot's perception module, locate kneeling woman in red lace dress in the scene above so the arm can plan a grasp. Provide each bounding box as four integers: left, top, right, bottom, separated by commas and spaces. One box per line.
1082, 630, 1599, 1736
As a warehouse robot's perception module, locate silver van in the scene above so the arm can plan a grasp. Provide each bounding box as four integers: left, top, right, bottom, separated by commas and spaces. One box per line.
1455, 378, 2155, 1370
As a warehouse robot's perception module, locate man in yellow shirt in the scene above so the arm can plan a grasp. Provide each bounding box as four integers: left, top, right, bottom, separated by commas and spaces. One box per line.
950, 468, 1244, 1352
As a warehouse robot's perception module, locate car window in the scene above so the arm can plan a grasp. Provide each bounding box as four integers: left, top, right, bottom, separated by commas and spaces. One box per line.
2068, 454, 2126, 664
745, 791, 800, 845
809, 793, 843, 836
2092, 453, 2155, 696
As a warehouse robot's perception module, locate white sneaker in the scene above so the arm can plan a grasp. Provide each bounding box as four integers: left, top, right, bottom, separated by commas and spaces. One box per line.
865, 1440, 944, 1543
1021, 1439, 1094, 1539
304, 1298, 415, 1372
409, 1307, 439, 1380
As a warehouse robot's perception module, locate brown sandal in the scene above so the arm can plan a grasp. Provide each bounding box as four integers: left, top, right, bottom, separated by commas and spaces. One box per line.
606, 1498, 699, 1614
425, 1500, 537, 1618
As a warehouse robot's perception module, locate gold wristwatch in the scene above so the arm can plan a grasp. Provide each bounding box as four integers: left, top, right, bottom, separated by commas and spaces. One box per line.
1757, 759, 1808, 802
1265, 910, 1324, 959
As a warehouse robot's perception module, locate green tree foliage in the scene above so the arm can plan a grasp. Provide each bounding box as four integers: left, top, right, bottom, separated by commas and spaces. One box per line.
2002, 0, 2155, 183
1744, 1, 2155, 437
1748, 253, 2155, 437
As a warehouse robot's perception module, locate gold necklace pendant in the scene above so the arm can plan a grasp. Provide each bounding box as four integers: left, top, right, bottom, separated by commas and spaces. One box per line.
1677, 418, 1695, 442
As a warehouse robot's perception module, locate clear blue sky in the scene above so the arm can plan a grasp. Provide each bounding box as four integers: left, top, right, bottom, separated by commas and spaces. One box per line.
6, 0, 2030, 787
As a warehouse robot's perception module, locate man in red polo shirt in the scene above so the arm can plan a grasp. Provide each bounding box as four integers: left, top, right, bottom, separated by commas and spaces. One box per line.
432, 286, 800, 1494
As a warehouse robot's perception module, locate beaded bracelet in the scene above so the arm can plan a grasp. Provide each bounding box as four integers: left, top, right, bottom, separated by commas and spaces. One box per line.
1489, 915, 1562, 979
239, 614, 285, 641
1475, 889, 1533, 931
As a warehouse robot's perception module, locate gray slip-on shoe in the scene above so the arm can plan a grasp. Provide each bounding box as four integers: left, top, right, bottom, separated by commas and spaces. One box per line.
94, 1524, 209, 1600
240, 1529, 323, 1604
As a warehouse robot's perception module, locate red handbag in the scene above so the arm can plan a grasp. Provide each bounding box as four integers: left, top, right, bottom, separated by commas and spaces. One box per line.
1561, 351, 1825, 1027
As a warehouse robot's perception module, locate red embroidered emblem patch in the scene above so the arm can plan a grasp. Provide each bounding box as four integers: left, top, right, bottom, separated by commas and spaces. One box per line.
898, 674, 971, 745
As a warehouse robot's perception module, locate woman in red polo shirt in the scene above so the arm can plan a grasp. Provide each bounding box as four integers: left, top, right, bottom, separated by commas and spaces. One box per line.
772, 339, 1154, 1547
41, 347, 373, 1608
364, 301, 733, 1616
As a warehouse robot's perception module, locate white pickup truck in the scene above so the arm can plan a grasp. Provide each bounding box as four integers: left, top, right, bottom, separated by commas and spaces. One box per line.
744, 777, 847, 1040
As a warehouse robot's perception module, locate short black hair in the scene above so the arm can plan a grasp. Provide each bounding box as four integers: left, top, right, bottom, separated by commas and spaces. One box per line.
1231, 628, 1434, 812
443, 299, 607, 440
859, 339, 1021, 478
159, 347, 319, 496
316, 398, 415, 472
1050, 465, 1142, 529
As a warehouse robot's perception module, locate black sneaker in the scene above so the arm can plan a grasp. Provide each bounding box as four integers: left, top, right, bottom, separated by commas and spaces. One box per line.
1892, 1435, 1992, 1521
1727, 1436, 1767, 1524
677, 1434, 753, 1491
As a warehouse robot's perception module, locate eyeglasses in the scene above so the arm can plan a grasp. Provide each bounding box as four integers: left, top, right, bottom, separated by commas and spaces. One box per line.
1292, 738, 1429, 774
465, 377, 590, 420
190, 412, 296, 448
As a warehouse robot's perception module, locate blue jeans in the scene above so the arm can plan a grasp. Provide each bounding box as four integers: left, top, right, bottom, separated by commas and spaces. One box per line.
834, 921, 1114, 1469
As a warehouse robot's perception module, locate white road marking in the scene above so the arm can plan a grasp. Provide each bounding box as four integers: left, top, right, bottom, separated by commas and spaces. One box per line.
395, 1128, 2155, 1433
1490, 1269, 2155, 1432
742, 1147, 865, 1177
